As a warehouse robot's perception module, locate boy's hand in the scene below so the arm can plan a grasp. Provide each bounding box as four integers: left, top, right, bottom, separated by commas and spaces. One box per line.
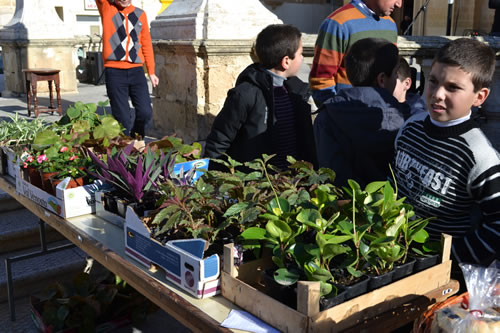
150, 74, 159, 88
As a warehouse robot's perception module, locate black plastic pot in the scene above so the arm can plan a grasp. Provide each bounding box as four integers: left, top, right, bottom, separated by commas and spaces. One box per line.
261, 269, 297, 309
320, 286, 347, 311
103, 194, 118, 215
392, 257, 416, 281
367, 270, 394, 291
337, 275, 370, 301
412, 254, 440, 273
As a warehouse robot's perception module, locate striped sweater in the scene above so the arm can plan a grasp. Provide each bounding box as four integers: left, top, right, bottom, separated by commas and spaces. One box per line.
97, 0, 155, 75
394, 113, 500, 265
309, 0, 397, 105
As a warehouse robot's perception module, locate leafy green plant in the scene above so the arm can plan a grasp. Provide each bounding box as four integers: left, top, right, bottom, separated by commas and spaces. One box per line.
0, 113, 48, 146
37, 271, 152, 332
55, 100, 123, 147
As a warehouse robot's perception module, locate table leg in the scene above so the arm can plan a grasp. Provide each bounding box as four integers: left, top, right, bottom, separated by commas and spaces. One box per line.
48, 80, 54, 112
55, 78, 62, 116
25, 80, 31, 117
32, 81, 39, 118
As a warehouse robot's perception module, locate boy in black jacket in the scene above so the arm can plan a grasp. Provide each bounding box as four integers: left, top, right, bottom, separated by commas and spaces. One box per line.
314, 38, 421, 187
204, 24, 317, 170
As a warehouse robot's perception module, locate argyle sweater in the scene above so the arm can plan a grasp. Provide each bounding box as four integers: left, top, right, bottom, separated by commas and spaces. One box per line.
97, 0, 155, 75
393, 113, 500, 265
309, 0, 397, 105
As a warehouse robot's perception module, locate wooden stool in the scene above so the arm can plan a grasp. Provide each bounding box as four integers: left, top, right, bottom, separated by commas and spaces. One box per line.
23, 68, 62, 118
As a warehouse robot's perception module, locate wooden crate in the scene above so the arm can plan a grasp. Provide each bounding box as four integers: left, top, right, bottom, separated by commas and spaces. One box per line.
221, 234, 454, 333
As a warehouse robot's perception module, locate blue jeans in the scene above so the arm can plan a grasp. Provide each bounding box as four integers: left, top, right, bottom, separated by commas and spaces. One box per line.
105, 66, 152, 137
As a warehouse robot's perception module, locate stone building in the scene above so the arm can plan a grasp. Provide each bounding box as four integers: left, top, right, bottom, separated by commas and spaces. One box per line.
0, 0, 498, 148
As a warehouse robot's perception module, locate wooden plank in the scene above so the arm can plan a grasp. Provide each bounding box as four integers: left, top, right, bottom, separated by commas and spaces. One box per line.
441, 234, 452, 263
309, 260, 452, 332
297, 281, 320, 316
0, 176, 230, 333
221, 271, 308, 333
341, 279, 459, 333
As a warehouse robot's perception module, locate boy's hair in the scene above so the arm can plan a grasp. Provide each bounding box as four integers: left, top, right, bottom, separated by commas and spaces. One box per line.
434, 38, 496, 92
255, 24, 301, 69
345, 38, 399, 87
397, 57, 412, 81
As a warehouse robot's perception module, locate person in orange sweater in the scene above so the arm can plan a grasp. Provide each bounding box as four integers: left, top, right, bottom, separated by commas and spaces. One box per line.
97, 0, 159, 138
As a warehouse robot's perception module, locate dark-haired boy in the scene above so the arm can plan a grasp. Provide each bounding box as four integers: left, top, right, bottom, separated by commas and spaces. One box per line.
393, 38, 500, 265
204, 24, 317, 170
314, 38, 418, 186
394, 57, 426, 114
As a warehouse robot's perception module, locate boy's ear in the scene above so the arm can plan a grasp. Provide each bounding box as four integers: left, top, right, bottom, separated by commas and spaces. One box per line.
280, 56, 290, 71
375, 72, 385, 88
473, 87, 490, 107
403, 77, 412, 91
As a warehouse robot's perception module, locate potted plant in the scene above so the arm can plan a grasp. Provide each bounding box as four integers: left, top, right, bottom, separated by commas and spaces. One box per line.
31, 271, 154, 333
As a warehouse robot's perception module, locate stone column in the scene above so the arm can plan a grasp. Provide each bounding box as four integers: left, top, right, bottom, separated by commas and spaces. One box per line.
0, 0, 77, 96
150, 0, 281, 143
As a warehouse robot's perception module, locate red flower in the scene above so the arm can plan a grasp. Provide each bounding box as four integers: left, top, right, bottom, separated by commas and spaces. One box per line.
60, 146, 69, 153
26, 155, 34, 163
69, 155, 78, 161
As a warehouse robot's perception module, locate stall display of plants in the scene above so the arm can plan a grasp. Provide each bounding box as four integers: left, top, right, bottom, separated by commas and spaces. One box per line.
87, 136, 203, 217
234, 162, 440, 310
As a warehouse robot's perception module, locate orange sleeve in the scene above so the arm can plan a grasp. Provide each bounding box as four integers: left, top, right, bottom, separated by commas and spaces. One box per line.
140, 13, 155, 76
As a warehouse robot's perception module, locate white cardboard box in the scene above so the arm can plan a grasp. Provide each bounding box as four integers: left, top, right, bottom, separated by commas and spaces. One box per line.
124, 206, 220, 298
16, 170, 105, 218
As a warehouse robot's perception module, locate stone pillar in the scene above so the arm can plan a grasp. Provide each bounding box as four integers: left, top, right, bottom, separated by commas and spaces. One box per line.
0, 0, 77, 96
150, 0, 281, 143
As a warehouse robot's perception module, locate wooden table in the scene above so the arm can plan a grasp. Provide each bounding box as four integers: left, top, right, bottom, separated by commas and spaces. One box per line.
22, 68, 63, 118
0, 174, 459, 332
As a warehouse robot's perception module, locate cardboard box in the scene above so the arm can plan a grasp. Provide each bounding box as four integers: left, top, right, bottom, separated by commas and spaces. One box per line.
221, 235, 456, 333
16, 171, 106, 219
124, 206, 220, 298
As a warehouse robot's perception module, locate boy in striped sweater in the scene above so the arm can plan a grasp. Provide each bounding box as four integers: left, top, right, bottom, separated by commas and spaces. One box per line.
309, 0, 400, 106
393, 38, 500, 266
97, 0, 159, 138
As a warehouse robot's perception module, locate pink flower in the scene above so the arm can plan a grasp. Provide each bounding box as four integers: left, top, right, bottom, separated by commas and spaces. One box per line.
26, 155, 34, 163
37, 155, 47, 163
60, 146, 69, 153
23, 162, 28, 168
69, 155, 78, 161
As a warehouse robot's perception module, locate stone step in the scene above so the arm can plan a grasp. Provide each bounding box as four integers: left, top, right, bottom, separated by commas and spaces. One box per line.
0, 190, 23, 213
0, 208, 65, 254
0, 242, 88, 303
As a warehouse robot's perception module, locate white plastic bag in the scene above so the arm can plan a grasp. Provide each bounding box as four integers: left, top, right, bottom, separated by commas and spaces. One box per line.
431, 260, 500, 333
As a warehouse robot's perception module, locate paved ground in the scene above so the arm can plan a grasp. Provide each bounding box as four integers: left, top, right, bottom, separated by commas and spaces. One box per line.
0, 81, 193, 332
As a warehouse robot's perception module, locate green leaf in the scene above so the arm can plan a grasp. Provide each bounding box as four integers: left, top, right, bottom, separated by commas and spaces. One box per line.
259, 213, 281, 221
273, 268, 300, 286
223, 202, 250, 217
266, 220, 292, 243
311, 267, 333, 282
411, 228, 429, 243
320, 281, 333, 296
364, 181, 386, 194
93, 116, 121, 140
268, 197, 290, 215
323, 243, 349, 259
240, 227, 267, 240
